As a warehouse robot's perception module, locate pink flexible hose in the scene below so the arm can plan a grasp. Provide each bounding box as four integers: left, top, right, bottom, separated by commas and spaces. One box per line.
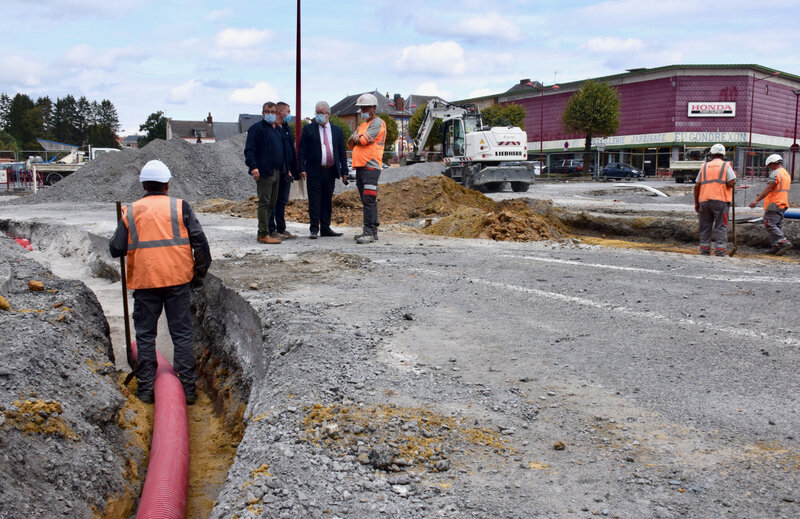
130, 340, 189, 519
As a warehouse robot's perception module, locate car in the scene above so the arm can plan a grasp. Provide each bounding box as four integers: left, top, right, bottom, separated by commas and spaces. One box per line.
600, 162, 643, 180
527, 160, 543, 176
544, 159, 594, 175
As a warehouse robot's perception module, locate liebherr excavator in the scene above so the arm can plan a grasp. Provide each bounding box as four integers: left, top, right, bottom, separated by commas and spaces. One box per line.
407, 100, 534, 192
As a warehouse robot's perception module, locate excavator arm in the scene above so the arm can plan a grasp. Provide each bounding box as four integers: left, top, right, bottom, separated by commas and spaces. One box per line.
409, 100, 478, 161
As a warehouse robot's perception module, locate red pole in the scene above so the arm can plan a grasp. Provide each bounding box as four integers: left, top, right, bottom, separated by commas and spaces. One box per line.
295, 0, 301, 167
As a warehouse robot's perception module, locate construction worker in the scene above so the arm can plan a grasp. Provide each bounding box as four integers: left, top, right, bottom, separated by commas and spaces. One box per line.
749, 154, 792, 255
693, 143, 736, 256
109, 160, 211, 405
347, 93, 386, 244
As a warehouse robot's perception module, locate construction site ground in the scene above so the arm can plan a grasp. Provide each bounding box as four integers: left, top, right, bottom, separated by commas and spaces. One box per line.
1, 172, 799, 518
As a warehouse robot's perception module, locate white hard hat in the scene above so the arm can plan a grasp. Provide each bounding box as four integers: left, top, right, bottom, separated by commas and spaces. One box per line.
355, 93, 378, 107
139, 160, 172, 183
765, 154, 783, 166
710, 143, 726, 155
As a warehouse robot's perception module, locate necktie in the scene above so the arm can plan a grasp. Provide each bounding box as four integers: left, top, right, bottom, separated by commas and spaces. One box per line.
323, 126, 333, 167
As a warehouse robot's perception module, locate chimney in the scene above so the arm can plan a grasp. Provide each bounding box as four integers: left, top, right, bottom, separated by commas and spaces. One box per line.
393, 93, 404, 112
520, 78, 530, 85
206, 112, 212, 124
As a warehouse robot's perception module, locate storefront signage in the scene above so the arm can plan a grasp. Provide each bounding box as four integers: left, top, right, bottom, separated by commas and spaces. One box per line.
687, 102, 736, 117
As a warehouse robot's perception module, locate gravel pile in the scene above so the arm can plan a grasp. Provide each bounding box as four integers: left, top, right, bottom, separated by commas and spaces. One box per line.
333, 162, 443, 194
0, 234, 138, 518
7, 135, 253, 205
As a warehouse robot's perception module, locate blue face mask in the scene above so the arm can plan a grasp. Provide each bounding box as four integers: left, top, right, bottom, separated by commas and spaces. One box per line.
360, 111, 370, 120
315, 113, 327, 124
263, 113, 276, 124
284, 115, 293, 124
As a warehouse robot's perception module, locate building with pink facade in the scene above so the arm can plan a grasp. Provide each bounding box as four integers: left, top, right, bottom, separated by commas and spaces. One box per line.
458, 65, 800, 177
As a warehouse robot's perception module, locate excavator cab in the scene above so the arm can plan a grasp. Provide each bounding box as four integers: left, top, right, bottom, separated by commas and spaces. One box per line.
443, 119, 466, 158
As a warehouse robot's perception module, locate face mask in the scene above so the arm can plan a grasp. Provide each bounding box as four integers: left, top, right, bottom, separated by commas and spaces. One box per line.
315, 113, 327, 124
263, 113, 276, 124
284, 114, 293, 124
361, 111, 370, 120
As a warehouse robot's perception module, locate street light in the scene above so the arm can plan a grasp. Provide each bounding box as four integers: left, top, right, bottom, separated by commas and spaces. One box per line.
791, 89, 800, 181
746, 71, 780, 177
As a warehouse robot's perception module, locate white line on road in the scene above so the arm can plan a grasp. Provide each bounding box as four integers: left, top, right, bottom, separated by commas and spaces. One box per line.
411, 267, 800, 347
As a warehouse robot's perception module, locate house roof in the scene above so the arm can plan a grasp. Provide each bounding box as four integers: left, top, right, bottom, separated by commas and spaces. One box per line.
168, 120, 215, 139
238, 114, 262, 132
121, 135, 140, 143
212, 122, 241, 141
331, 91, 449, 118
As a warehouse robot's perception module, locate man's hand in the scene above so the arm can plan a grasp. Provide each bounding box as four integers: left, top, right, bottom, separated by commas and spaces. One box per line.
694, 202, 700, 213
342, 175, 349, 186
347, 134, 358, 147
251, 168, 260, 181
299, 171, 307, 180
749, 200, 758, 208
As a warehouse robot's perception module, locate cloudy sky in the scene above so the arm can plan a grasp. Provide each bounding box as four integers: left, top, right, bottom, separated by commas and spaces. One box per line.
2, 0, 799, 136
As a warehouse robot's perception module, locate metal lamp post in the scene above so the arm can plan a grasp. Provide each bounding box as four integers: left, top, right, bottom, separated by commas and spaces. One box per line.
746, 71, 780, 177
791, 89, 800, 181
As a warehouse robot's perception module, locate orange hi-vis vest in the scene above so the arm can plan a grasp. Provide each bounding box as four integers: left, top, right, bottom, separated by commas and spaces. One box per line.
122, 195, 194, 289
351, 117, 386, 169
698, 159, 733, 203
763, 167, 791, 210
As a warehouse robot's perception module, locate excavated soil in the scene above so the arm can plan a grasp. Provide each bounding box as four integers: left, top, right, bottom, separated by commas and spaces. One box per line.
198, 176, 567, 242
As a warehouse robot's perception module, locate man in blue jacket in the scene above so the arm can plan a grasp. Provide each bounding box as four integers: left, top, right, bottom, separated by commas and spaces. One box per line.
244, 101, 286, 244
298, 100, 349, 239
268, 101, 299, 240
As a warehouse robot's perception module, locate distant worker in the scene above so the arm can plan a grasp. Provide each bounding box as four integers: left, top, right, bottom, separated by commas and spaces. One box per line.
347, 93, 386, 244
268, 101, 299, 240
693, 143, 736, 256
299, 100, 349, 239
244, 101, 286, 244
109, 160, 211, 405
749, 154, 792, 255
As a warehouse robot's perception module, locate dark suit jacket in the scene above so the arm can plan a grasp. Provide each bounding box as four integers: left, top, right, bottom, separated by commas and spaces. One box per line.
299, 121, 349, 179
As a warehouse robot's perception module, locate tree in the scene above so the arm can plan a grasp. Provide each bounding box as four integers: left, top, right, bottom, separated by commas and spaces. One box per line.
481, 103, 526, 130
75, 96, 91, 144
36, 96, 53, 138
562, 80, 620, 174
378, 114, 398, 154
0, 93, 11, 130
87, 124, 120, 148
0, 130, 18, 153
329, 115, 351, 143
97, 99, 120, 132
7, 94, 43, 148
52, 95, 79, 144
408, 103, 442, 152
138, 111, 167, 147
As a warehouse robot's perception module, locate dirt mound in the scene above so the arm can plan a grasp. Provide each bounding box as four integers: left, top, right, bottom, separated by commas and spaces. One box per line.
199, 176, 566, 242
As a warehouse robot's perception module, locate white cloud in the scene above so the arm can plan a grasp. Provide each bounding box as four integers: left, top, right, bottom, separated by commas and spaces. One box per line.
229, 82, 280, 105
206, 8, 233, 21
582, 37, 645, 54
467, 87, 494, 98
167, 79, 202, 105
434, 12, 523, 42
215, 28, 271, 49
61, 44, 146, 70
414, 82, 453, 100
0, 56, 47, 87
396, 41, 466, 76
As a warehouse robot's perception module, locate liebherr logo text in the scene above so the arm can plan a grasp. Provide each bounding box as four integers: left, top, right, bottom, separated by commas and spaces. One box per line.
496, 151, 522, 156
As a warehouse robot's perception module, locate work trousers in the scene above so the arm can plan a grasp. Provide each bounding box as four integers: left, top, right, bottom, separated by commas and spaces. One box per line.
256, 170, 280, 238
307, 167, 337, 233
269, 174, 293, 234
764, 209, 787, 246
698, 200, 729, 252
132, 283, 196, 393
356, 167, 381, 236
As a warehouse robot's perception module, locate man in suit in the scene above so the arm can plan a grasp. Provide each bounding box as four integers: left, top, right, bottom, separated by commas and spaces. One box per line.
298, 100, 349, 239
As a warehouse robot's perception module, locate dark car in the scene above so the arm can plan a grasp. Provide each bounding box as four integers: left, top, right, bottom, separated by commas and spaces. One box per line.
544, 159, 594, 175
601, 162, 643, 180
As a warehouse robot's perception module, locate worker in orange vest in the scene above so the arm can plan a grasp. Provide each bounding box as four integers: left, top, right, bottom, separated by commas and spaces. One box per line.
109, 160, 211, 404
693, 144, 736, 256
749, 154, 792, 255
347, 93, 386, 244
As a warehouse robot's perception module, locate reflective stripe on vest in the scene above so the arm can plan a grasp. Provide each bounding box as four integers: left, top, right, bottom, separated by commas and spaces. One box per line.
122, 196, 194, 289
764, 167, 791, 210
352, 118, 386, 169
698, 159, 732, 203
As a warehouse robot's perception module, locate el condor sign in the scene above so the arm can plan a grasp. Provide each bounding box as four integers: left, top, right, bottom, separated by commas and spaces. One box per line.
688, 101, 736, 117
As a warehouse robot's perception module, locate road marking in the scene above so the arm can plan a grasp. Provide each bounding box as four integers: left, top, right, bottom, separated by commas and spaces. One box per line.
411, 267, 800, 347
501, 254, 800, 284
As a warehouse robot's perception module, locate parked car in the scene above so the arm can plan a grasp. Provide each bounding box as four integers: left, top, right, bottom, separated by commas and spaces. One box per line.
527, 160, 543, 176
544, 159, 594, 175
600, 162, 644, 180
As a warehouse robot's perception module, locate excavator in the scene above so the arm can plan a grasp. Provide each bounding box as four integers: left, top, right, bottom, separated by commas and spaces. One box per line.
407, 100, 534, 192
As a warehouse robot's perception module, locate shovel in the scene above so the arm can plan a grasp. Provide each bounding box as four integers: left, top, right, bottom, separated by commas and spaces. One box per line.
728, 195, 738, 257
116, 202, 136, 385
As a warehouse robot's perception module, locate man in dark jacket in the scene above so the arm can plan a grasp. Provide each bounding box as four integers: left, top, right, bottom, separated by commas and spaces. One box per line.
298, 100, 349, 239
244, 101, 286, 244
268, 101, 299, 240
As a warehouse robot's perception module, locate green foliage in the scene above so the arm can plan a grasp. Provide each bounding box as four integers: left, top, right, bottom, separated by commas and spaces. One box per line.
138, 111, 167, 147
329, 115, 352, 142
481, 103, 526, 130
562, 80, 620, 139
408, 103, 442, 151
0, 130, 18, 152
378, 114, 398, 152
87, 124, 120, 148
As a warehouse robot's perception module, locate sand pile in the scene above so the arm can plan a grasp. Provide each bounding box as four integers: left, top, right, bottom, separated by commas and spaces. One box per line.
199, 176, 566, 242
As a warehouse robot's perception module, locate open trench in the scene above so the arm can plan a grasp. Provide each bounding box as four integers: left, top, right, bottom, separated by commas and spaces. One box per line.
0, 218, 260, 518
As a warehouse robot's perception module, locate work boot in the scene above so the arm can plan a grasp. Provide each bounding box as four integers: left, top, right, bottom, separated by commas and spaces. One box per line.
699, 248, 710, 256
136, 388, 154, 404
257, 234, 281, 244
774, 240, 792, 256
279, 230, 297, 240
184, 389, 198, 406
355, 234, 376, 244
714, 248, 727, 257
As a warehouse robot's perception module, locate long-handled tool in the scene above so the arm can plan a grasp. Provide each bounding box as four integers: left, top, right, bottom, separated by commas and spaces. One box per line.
116, 202, 136, 385
728, 194, 738, 257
